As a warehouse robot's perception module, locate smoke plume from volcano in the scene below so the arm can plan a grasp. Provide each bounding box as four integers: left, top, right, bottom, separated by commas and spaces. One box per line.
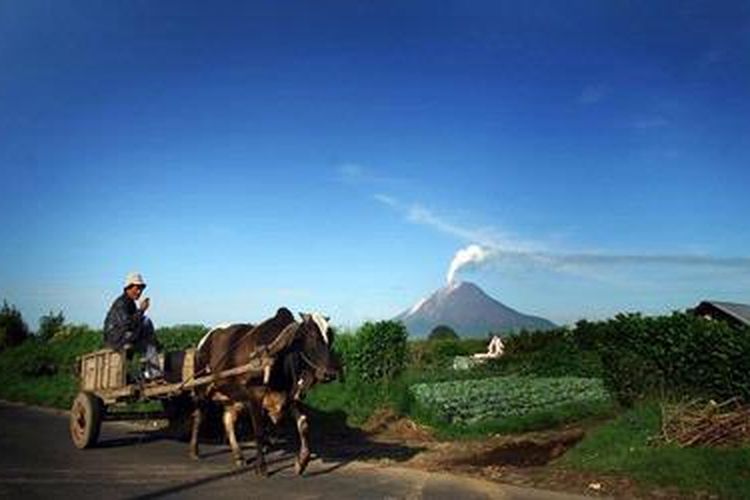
446, 244, 494, 283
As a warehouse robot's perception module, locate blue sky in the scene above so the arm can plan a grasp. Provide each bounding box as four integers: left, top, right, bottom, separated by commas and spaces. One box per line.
2, 1, 749, 331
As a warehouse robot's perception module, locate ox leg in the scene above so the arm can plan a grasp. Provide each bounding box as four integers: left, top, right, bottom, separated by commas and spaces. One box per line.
291, 403, 310, 475
189, 404, 202, 460
247, 402, 268, 476
223, 403, 245, 468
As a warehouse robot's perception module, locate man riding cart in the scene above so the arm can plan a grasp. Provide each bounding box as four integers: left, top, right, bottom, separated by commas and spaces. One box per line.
103, 272, 163, 381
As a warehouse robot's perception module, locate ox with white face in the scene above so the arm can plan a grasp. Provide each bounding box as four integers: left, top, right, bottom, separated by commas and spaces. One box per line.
309, 312, 330, 344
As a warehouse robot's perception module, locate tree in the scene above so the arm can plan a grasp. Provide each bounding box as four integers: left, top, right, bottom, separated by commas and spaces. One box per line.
0, 300, 30, 351
352, 321, 409, 382
428, 324, 459, 342
38, 310, 65, 342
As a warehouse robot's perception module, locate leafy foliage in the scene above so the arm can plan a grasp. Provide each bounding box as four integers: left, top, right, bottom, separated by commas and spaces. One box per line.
592, 312, 750, 405
0, 323, 203, 409
38, 310, 65, 342
155, 324, 208, 351
348, 320, 408, 383
0, 300, 29, 351
409, 338, 480, 371
411, 376, 611, 425
428, 324, 459, 342
486, 312, 750, 406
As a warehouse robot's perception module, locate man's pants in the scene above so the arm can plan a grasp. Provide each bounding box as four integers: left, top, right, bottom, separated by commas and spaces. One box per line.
125, 317, 161, 376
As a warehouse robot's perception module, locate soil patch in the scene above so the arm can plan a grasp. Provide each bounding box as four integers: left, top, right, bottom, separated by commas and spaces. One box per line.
362, 408, 436, 443
446, 429, 584, 467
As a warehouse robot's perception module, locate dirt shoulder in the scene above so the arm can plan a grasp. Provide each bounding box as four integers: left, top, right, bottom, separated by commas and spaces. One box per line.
348, 409, 708, 500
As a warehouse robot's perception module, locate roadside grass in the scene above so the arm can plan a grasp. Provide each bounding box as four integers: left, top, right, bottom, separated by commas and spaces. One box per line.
0, 373, 77, 409
559, 401, 750, 498
307, 376, 413, 426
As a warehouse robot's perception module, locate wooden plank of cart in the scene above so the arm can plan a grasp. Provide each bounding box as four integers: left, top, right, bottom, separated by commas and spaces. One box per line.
69, 347, 274, 449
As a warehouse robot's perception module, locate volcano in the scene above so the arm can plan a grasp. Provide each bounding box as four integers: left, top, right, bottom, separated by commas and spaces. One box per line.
393, 281, 556, 337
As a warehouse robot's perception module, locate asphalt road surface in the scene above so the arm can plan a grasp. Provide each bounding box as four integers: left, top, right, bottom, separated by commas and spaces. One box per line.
0, 401, 592, 500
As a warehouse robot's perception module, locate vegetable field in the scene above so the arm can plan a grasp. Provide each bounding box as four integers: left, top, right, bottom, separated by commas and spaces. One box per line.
411, 376, 611, 424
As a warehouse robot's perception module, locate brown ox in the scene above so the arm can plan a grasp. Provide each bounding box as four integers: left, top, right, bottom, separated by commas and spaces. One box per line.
189, 307, 338, 475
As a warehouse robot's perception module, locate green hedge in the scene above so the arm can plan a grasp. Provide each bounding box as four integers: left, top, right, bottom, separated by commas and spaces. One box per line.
485, 312, 750, 406
0, 324, 206, 409
595, 312, 750, 405
347, 321, 408, 383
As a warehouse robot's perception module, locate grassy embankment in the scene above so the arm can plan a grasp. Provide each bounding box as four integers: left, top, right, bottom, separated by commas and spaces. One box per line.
560, 402, 750, 498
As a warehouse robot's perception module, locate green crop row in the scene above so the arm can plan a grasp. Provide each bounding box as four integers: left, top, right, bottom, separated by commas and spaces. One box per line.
411, 376, 610, 424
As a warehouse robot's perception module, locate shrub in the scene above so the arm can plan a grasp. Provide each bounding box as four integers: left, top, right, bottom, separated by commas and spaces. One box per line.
428, 325, 459, 342
0, 300, 29, 351
468, 335, 603, 380
409, 337, 486, 373
331, 330, 357, 373
349, 321, 408, 383
155, 324, 208, 351
503, 327, 568, 355
496, 312, 750, 405
596, 312, 750, 405
38, 310, 65, 342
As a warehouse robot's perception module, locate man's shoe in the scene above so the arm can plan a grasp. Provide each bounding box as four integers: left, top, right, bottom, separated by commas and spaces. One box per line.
143, 365, 164, 381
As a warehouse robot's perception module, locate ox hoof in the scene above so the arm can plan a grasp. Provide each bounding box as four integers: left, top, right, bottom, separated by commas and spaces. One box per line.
189, 451, 200, 461
255, 462, 268, 477
233, 456, 246, 468
295, 455, 310, 476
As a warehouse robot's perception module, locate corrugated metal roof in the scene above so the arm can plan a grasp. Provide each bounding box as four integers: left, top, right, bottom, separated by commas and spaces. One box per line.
701, 301, 750, 327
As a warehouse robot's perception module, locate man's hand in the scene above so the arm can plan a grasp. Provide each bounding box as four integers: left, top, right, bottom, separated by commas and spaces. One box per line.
139, 297, 150, 312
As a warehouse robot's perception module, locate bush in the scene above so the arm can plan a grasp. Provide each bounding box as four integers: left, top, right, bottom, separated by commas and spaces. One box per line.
409, 337, 486, 373
155, 324, 208, 351
496, 312, 750, 405
428, 325, 459, 342
467, 335, 603, 380
330, 330, 357, 374
0, 301, 29, 351
503, 327, 571, 355
594, 312, 750, 405
38, 310, 65, 342
349, 321, 408, 383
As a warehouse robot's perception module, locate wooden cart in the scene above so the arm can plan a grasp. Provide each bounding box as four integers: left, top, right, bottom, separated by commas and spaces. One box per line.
69, 347, 274, 449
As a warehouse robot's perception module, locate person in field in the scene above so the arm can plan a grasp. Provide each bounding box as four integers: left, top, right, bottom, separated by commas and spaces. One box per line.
103, 272, 162, 380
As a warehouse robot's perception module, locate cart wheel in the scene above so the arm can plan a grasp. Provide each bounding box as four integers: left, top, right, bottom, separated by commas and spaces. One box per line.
70, 391, 103, 449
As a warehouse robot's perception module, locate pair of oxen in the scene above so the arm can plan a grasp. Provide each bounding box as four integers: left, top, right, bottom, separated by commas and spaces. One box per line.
188, 307, 339, 476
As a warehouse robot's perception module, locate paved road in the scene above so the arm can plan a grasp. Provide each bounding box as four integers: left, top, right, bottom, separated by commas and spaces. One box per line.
0, 401, 592, 500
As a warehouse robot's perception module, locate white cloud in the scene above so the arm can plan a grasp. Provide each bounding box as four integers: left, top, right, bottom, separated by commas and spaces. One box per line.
373, 193, 750, 284
373, 194, 539, 252
373, 193, 399, 208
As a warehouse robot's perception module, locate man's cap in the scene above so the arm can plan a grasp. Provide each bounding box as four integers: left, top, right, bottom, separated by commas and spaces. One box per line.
124, 272, 147, 290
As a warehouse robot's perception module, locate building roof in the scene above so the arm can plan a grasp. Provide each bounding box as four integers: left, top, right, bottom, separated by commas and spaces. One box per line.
696, 300, 750, 327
